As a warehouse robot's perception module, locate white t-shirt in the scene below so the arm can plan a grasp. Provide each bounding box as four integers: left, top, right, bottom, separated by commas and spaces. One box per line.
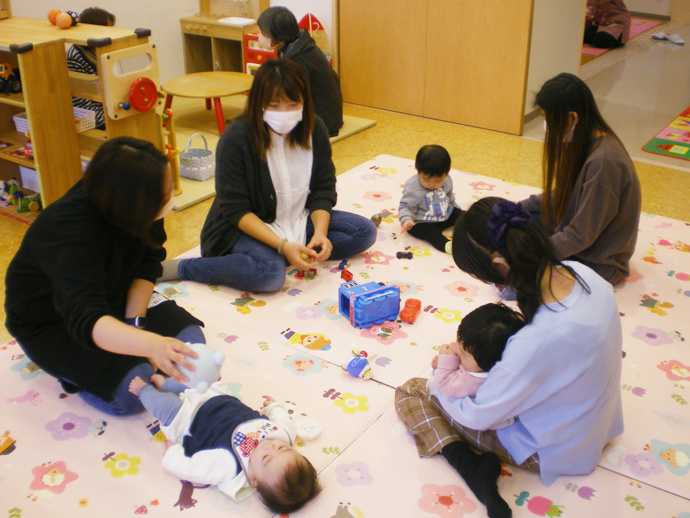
265, 132, 313, 245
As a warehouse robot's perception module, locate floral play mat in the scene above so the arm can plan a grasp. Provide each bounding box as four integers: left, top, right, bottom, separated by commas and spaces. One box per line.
2, 155, 689, 517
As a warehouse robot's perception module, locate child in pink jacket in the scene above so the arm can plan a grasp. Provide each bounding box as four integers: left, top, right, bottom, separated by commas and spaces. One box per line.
431, 303, 524, 398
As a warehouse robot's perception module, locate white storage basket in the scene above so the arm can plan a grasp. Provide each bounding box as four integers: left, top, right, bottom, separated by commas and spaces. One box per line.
179, 133, 215, 182
13, 108, 96, 134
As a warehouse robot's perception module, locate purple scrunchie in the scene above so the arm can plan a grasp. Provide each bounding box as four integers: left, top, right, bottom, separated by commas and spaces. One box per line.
487, 201, 531, 251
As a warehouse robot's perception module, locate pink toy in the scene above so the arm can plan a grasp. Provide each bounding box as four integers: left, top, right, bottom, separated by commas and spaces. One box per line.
176, 343, 225, 393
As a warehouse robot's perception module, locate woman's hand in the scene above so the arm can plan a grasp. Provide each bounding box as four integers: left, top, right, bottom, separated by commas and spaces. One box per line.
306, 232, 333, 263
282, 241, 313, 269
147, 337, 198, 384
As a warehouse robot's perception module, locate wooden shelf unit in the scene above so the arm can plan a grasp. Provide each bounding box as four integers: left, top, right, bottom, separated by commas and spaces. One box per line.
0, 17, 162, 207
180, 0, 269, 74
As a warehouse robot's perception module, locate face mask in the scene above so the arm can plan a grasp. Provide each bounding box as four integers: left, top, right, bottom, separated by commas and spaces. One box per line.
564, 122, 577, 143
263, 109, 303, 135
543, 119, 577, 142
155, 197, 174, 220
258, 33, 274, 50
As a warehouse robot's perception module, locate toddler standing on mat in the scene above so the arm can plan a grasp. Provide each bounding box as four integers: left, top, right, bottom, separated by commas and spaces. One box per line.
129, 370, 321, 514
399, 144, 463, 253
430, 303, 525, 399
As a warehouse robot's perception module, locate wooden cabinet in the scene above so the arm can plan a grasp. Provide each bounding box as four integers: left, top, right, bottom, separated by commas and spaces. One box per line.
180, 16, 257, 73
0, 17, 161, 207
180, 0, 269, 74
339, 0, 534, 135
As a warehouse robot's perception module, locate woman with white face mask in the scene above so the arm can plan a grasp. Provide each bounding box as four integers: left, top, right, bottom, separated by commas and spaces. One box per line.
163, 59, 376, 293
5, 137, 205, 416
520, 73, 641, 285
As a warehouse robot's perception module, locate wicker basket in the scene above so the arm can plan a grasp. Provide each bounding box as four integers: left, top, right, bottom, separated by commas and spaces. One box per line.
179, 133, 215, 182
13, 108, 96, 134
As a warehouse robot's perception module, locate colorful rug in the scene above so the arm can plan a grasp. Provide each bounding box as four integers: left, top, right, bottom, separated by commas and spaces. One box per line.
643, 106, 690, 161
582, 17, 662, 56
2, 155, 689, 517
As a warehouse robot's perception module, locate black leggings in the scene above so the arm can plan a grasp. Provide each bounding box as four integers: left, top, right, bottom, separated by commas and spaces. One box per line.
407, 208, 463, 252
584, 25, 623, 48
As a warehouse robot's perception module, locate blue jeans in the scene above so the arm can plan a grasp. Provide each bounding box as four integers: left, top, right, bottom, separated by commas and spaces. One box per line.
178, 210, 377, 292
77, 324, 206, 416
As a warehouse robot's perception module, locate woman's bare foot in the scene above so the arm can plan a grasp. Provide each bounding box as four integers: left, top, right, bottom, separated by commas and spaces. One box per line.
129, 376, 147, 396
150, 374, 166, 390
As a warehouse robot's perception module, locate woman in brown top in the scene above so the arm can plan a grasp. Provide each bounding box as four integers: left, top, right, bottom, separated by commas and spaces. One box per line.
520, 73, 641, 285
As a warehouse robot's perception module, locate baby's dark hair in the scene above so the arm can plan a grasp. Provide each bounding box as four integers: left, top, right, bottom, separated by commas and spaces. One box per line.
79, 7, 116, 26
415, 144, 451, 178
457, 303, 525, 372
255, 455, 322, 514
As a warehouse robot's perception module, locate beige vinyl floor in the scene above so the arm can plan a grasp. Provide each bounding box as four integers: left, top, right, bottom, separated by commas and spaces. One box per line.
2, 27, 690, 343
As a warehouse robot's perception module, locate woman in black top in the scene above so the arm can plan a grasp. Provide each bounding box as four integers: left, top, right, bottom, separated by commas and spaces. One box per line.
257, 6, 343, 136
5, 137, 203, 416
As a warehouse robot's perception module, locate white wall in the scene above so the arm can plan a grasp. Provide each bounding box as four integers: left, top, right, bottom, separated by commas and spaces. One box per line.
525, 0, 586, 115
271, 0, 334, 47
13, 0, 200, 83
626, 0, 672, 16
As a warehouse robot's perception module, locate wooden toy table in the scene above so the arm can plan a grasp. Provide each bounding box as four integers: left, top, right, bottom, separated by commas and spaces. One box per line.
162, 71, 253, 135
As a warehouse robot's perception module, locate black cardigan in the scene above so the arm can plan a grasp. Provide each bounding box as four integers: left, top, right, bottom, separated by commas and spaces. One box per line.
200, 116, 337, 258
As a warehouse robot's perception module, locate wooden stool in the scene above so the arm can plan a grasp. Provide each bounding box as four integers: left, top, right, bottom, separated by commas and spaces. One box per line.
162, 72, 254, 135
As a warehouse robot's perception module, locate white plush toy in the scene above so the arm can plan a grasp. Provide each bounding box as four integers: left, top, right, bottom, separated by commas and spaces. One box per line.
177, 343, 225, 393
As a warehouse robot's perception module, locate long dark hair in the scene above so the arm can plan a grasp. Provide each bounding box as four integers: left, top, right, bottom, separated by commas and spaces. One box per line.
452, 197, 585, 322
245, 58, 314, 160
83, 136, 168, 247
536, 73, 620, 227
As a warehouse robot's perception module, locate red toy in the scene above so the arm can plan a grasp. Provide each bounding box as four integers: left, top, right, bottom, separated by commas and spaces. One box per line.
341, 269, 353, 281
128, 77, 158, 112
243, 33, 278, 75
23, 133, 33, 158
400, 298, 421, 323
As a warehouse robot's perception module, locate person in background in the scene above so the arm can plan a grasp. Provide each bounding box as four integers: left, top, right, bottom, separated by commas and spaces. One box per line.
257, 6, 343, 136
5, 137, 203, 416
584, 0, 631, 48
520, 73, 640, 284
161, 59, 376, 291
66, 7, 116, 130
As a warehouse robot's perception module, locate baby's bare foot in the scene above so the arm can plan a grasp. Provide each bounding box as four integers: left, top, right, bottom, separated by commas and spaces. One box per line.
150, 374, 166, 390
129, 376, 147, 396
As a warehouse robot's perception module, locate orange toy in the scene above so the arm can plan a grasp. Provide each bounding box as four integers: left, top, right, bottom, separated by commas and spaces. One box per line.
47, 9, 61, 25
56, 11, 78, 29
56, 12, 72, 29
